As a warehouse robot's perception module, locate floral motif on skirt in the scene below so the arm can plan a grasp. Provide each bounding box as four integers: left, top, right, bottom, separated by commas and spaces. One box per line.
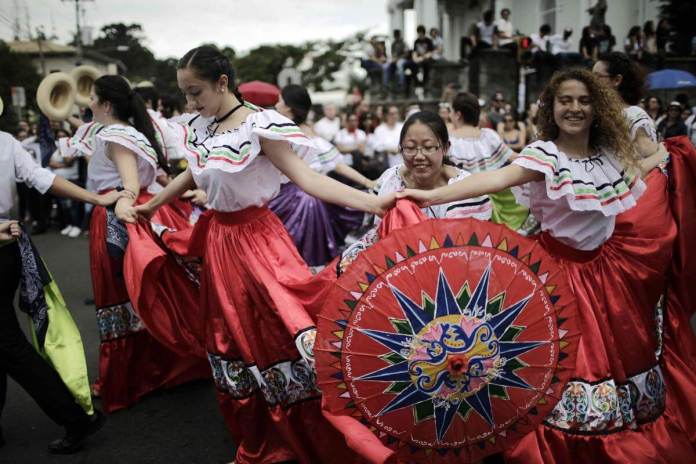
96, 301, 145, 341
545, 363, 666, 434
208, 352, 321, 409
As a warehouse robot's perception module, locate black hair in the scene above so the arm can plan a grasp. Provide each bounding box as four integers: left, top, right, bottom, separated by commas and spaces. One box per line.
643, 20, 655, 36
540, 24, 552, 35
501, 8, 510, 15
393, 29, 401, 37
627, 26, 641, 38
134, 85, 159, 108
452, 92, 481, 126
674, 93, 690, 107
581, 26, 592, 40
399, 110, 449, 148
159, 94, 183, 119
416, 25, 426, 34
94, 75, 169, 175
280, 84, 311, 124
598, 51, 645, 105
483, 10, 494, 23
178, 45, 244, 102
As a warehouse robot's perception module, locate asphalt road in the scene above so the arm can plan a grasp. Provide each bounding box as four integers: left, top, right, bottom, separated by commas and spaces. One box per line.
1, 230, 235, 464
2, 228, 695, 464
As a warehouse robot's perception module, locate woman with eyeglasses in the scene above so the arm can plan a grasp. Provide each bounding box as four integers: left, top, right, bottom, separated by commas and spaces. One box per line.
449, 92, 539, 235
337, 110, 492, 273
498, 113, 526, 151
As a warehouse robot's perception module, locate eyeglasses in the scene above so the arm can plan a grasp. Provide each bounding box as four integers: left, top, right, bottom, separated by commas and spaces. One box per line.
401, 145, 441, 156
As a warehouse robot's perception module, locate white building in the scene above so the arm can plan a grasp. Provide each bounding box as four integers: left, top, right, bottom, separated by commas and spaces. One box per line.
388, 0, 662, 61
8, 40, 124, 76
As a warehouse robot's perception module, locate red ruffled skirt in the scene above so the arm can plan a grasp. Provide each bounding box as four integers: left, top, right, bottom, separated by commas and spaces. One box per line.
196, 206, 357, 464
89, 191, 210, 413
505, 141, 696, 462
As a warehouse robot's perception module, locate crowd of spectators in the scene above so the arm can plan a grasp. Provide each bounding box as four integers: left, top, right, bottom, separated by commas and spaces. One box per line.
12, 117, 88, 236
8, 90, 184, 237
360, 0, 694, 101
362, 25, 445, 98
304, 87, 546, 186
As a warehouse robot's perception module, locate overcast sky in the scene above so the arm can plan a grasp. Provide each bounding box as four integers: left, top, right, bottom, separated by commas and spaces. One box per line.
0, 0, 389, 58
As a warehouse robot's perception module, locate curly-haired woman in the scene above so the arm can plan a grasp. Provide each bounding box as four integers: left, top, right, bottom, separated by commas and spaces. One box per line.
401, 68, 696, 462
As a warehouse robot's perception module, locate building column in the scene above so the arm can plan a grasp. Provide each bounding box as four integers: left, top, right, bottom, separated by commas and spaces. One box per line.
388, 0, 406, 34
414, 0, 439, 29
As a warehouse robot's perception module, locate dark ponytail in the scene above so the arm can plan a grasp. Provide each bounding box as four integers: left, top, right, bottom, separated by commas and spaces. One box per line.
94, 75, 169, 175
280, 84, 311, 124
178, 45, 244, 102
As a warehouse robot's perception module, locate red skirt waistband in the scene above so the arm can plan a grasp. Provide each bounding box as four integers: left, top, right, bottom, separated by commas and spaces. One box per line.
539, 231, 602, 263
212, 206, 271, 225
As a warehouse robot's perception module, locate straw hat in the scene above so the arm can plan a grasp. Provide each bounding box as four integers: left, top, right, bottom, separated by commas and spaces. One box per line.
70, 65, 102, 107
36, 72, 76, 121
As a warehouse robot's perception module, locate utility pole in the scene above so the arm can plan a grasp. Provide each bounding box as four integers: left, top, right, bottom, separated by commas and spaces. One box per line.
36, 27, 47, 76
23, 0, 32, 40
62, 0, 93, 65
12, 0, 21, 40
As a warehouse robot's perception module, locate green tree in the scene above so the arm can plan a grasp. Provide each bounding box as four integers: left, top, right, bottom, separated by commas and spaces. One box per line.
89, 23, 157, 81
0, 41, 42, 132
232, 44, 306, 84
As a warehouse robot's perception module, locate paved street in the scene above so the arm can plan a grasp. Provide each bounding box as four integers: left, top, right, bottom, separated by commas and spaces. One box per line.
1, 231, 234, 463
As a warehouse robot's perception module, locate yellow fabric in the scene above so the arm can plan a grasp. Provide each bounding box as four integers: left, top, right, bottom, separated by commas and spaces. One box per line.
30, 271, 94, 415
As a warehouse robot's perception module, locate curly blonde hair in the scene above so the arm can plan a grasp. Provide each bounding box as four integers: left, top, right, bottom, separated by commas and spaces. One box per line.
537, 68, 639, 169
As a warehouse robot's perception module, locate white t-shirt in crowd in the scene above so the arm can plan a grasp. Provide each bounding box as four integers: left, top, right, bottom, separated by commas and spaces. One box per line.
50, 150, 79, 180
477, 21, 495, 45
372, 122, 404, 167
495, 18, 514, 46
21, 136, 42, 165
1, 131, 55, 219
550, 35, 573, 54
313, 117, 341, 142
334, 128, 367, 152
530, 33, 550, 52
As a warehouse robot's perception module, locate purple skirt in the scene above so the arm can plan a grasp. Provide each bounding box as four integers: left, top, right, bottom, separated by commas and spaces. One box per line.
269, 182, 364, 266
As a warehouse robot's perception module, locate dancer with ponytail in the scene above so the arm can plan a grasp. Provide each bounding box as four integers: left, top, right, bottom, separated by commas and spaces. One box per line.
448, 92, 539, 235
400, 68, 695, 461
124, 46, 393, 463
57, 75, 209, 413
270, 84, 375, 268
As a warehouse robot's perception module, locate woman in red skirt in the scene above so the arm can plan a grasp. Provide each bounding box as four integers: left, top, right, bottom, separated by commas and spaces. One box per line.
401, 68, 696, 462
124, 46, 393, 463
58, 75, 210, 413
